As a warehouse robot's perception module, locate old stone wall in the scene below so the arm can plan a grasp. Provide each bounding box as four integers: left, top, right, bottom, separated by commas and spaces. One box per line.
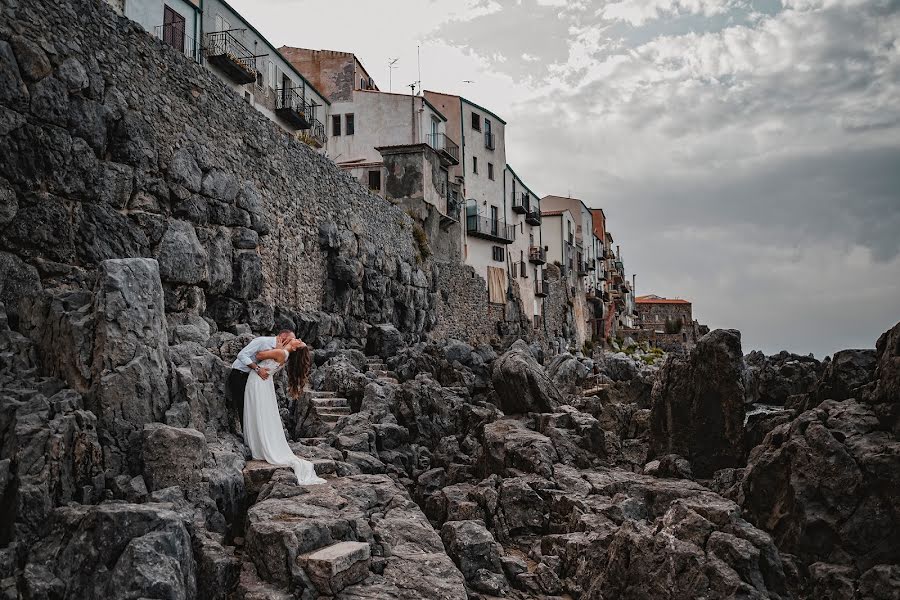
432, 261, 496, 344
635, 302, 692, 329
0, 0, 433, 349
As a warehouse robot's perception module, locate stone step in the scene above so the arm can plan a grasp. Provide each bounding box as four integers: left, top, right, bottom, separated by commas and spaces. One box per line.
376, 376, 399, 384
318, 406, 351, 417
307, 391, 337, 399
299, 437, 327, 446
299, 541, 371, 595
367, 365, 388, 373
312, 397, 349, 408
371, 369, 396, 378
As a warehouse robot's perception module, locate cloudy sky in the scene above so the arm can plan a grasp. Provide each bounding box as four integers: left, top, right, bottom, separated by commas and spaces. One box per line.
231, 0, 900, 357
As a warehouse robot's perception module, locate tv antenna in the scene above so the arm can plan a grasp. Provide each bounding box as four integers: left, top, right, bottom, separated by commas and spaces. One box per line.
388, 58, 398, 92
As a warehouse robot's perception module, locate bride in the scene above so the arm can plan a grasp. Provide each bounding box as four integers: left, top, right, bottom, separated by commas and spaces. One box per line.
243, 337, 326, 486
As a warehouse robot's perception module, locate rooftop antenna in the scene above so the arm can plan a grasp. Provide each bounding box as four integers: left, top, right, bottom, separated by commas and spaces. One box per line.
416, 44, 421, 95
388, 58, 398, 92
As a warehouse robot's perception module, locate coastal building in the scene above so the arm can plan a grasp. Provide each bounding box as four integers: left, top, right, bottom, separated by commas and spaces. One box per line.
424, 91, 516, 305
281, 49, 463, 259
505, 165, 544, 327
107, 0, 330, 144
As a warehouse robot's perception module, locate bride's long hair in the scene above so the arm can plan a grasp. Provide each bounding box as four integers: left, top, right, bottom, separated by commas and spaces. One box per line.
286, 345, 312, 399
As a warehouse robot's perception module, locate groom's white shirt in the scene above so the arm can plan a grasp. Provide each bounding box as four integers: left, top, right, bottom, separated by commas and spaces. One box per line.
231, 336, 277, 372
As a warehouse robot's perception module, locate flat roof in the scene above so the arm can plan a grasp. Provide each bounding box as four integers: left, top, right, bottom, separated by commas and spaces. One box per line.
423, 90, 507, 125
215, 1, 330, 105
355, 90, 447, 121
636, 295, 691, 305
278, 46, 379, 90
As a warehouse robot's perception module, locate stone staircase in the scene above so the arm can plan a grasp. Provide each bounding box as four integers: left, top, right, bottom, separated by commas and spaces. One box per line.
365, 356, 399, 384
307, 390, 351, 433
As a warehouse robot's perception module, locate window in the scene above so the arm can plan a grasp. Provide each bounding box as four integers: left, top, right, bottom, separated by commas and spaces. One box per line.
267, 61, 275, 90
332, 115, 341, 136
492, 246, 504, 262
368, 169, 381, 191
162, 6, 186, 53
345, 113, 355, 135
484, 118, 492, 135
472, 156, 478, 174
490, 205, 499, 236
471, 112, 481, 131
511, 262, 518, 278
488, 163, 494, 180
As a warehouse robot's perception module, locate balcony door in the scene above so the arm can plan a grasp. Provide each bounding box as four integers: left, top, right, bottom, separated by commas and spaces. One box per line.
162, 5, 185, 53
281, 74, 291, 106
490, 205, 499, 237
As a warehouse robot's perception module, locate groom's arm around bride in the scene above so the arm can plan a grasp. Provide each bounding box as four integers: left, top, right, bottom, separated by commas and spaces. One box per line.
227, 329, 295, 434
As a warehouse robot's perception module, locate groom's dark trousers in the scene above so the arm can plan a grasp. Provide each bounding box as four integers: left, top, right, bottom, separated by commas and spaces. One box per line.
227, 368, 250, 430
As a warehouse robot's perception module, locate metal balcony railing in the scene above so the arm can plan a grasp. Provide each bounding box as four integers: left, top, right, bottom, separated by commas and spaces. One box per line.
154, 24, 201, 63
525, 209, 541, 226
204, 30, 258, 84
275, 87, 314, 130
535, 280, 549, 297
426, 133, 460, 164
528, 246, 546, 264
484, 131, 495, 150
304, 119, 326, 147
466, 214, 515, 243
512, 192, 530, 214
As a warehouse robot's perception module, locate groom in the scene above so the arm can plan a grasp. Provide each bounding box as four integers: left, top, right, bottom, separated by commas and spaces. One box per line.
228, 329, 295, 433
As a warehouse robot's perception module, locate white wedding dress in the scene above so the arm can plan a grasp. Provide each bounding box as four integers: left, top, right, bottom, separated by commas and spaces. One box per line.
243, 351, 326, 486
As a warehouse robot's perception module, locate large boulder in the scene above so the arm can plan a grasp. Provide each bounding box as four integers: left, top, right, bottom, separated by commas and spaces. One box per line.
736, 398, 900, 572
90, 258, 170, 475
141, 424, 209, 496
649, 329, 747, 477
745, 350, 823, 406
491, 340, 563, 414
365, 323, 404, 358
479, 418, 558, 480
22, 503, 196, 600
440, 520, 507, 594
870, 321, 900, 432
546, 353, 592, 397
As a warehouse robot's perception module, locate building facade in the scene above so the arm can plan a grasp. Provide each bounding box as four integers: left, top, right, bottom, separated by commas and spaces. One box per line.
504, 165, 544, 327
109, 0, 330, 144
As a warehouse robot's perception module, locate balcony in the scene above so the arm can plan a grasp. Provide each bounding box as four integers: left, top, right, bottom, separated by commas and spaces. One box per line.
466, 214, 515, 243
275, 87, 313, 130
598, 270, 607, 281
304, 119, 326, 148
535, 280, 549, 297
484, 131, 496, 150
528, 246, 546, 264
525, 209, 541, 226
577, 261, 588, 276
587, 260, 596, 271
204, 30, 258, 84
512, 192, 530, 214
426, 133, 460, 165
154, 24, 200, 63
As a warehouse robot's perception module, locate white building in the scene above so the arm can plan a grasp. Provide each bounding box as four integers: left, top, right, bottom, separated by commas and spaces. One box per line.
108, 0, 330, 144
504, 165, 544, 327
424, 92, 516, 305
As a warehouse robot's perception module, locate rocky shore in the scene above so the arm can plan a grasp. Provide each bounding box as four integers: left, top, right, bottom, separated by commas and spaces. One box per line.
1, 256, 898, 599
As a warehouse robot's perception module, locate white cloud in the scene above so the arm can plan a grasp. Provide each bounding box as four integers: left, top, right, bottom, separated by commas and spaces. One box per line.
598, 0, 738, 26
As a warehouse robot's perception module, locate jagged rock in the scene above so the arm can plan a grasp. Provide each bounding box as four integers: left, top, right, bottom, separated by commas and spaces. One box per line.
156, 220, 209, 286
440, 519, 505, 590
0, 251, 41, 323
643, 454, 693, 479
142, 424, 209, 497
744, 405, 792, 452
194, 531, 241, 600
649, 329, 747, 477
365, 323, 404, 358
871, 321, 900, 431
737, 397, 900, 572
167, 341, 229, 434
23, 503, 196, 600
491, 340, 562, 414
480, 418, 558, 479
547, 352, 592, 397
90, 258, 169, 475
597, 352, 640, 382
245, 473, 466, 598
816, 349, 877, 403
745, 350, 823, 406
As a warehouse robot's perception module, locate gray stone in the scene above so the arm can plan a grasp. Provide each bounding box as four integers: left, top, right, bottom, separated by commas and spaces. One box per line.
156, 220, 209, 285
9, 35, 51, 82
91, 258, 169, 475
0, 251, 41, 321
492, 339, 563, 414
56, 57, 90, 92
75, 203, 149, 265
142, 424, 209, 496
201, 169, 239, 203
440, 520, 505, 583
30, 76, 70, 127
366, 323, 404, 358
0, 40, 29, 111
299, 541, 371, 595
231, 251, 262, 299
0, 178, 16, 225
169, 147, 202, 192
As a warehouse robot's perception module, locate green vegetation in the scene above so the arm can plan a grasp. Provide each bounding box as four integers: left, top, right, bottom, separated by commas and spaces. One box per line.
411, 220, 431, 264
582, 339, 594, 355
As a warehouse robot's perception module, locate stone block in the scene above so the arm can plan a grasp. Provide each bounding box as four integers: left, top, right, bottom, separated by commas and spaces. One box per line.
299, 541, 371, 595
